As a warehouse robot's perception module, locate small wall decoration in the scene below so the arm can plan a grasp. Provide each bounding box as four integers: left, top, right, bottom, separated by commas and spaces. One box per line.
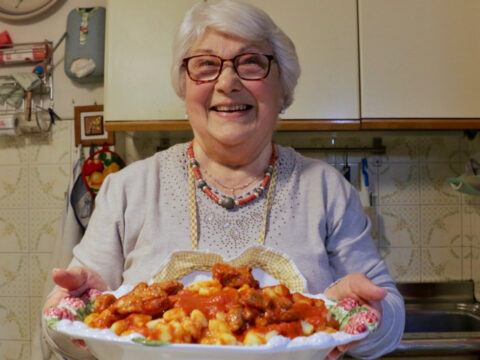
82, 145, 125, 196
74, 105, 114, 146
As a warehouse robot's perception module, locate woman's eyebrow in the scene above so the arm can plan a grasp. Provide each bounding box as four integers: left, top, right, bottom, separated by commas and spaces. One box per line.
189, 46, 268, 56
190, 48, 215, 55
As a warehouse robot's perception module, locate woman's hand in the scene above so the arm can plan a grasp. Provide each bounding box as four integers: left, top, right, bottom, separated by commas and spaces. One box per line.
324, 274, 387, 360
44, 266, 110, 312
43, 267, 110, 350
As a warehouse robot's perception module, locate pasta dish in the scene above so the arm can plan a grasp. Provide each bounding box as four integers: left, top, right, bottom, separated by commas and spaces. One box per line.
82, 263, 339, 345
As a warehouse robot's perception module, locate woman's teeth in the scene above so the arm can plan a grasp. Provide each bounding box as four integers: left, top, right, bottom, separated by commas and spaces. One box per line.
213, 104, 251, 112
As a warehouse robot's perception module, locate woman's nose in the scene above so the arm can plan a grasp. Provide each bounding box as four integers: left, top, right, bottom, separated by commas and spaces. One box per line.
215, 61, 242, 93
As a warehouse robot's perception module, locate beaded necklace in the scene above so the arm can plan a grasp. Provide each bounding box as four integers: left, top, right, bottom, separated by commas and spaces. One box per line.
187, 141, 277, 209
187, 141, 278, 250
201, 167, 261, 198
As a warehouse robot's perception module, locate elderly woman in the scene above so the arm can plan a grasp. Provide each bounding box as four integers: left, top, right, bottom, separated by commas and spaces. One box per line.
43, 1, 404, 359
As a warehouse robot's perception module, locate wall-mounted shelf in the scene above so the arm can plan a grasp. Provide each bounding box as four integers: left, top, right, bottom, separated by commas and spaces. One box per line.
0, 41, 54, 132
105, 118, 480, 132
105, 119, 361, 132
361, 118, 480, 130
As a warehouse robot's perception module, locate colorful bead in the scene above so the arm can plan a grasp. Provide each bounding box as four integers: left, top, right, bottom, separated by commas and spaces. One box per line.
189, 158, 198, 166
253, 187, 263, 196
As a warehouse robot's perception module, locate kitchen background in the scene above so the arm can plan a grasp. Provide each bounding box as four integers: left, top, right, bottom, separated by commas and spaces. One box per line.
0, 1, 479, 359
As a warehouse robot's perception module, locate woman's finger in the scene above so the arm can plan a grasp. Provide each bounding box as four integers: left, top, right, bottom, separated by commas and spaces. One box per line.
52, 267, 109, 297
325, 274, 386, 303
350, 275, 387, 302
52, 267, 87, 291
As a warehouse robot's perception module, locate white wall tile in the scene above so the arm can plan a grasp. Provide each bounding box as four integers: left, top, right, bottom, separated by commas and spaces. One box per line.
421, 248, 463, 281
29, 254, 52, 297
0, 209, 28, 252
379, 205, 420, 247
29, 209, 63, 252
420, 206, 462, 247
418, 135, 462, 163
0, 297, 30, 340
378, 135, 419, 163
0, 340, 30, 360
420, 162, 463, 204
28, 122, 71, 164
380, 247, 421, 282
0, 136, 28, 165
378, 163, 419, 204
0, 166, 29, 208
0, 254, 28, 296
29, 165, 69, 208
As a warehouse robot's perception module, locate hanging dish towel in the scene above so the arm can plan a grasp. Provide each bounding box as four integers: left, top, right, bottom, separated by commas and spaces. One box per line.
12, 72, 41, 91
447, 157, 480, 196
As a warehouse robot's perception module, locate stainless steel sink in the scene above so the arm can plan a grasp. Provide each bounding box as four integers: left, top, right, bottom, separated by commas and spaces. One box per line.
405, 309, 480, 333
392, 282, 480, 356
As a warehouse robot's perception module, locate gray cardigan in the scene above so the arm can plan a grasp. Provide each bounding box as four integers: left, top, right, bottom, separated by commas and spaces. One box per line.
46, 143, 405, 360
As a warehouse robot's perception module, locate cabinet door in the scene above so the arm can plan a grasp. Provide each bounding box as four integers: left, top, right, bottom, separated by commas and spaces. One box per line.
359, 0, 480, 118
244, 0, 359, 120
104, 0, 198, 122
104, 0, 359, 122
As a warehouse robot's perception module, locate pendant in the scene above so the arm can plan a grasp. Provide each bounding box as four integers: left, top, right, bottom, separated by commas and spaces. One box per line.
219, 197, 235, 209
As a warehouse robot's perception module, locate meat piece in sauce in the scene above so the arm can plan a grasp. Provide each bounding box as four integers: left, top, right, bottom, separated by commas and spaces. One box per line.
149, 280, 184, 296
212, 263, 259, 289
93, 293, 116, 313
239, 287, 271, 310
84, 308, 122, 329
112, 281, 178, 316
225, 303, 245, 332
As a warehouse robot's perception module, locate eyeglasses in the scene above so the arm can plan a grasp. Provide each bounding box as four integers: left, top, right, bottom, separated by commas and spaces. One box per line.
183, 53, 275, 83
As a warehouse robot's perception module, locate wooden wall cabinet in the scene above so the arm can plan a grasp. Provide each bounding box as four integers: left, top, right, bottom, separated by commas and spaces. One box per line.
358, 0, 480, 129
104, 0, 480, 131
104, 0, 198, 124
104, 0, 360, 131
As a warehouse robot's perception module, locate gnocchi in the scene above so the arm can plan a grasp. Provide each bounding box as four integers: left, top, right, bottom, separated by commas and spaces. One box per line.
83, 263, 340, 345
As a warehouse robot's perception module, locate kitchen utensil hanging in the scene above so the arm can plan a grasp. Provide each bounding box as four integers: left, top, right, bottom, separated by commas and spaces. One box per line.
82, 145, 125, 196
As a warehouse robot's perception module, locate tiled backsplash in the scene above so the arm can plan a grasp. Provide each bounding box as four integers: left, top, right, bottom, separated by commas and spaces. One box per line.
0, 121, 72, 360
1, 121, 479, 359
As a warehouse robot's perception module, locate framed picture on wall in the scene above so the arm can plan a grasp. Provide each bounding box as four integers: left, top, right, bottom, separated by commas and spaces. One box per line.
74, 105, 114, 146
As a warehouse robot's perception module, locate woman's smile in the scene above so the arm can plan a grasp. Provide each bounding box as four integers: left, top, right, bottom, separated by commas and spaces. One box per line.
209, 102, 254, 118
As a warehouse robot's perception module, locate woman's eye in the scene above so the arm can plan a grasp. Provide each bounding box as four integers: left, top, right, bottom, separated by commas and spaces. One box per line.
197, 59, 217, 68
239, 55, 264, 67
244, 57, 261, 65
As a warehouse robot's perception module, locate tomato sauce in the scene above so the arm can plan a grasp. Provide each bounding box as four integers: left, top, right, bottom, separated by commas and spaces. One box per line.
171, 287, 239, 319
